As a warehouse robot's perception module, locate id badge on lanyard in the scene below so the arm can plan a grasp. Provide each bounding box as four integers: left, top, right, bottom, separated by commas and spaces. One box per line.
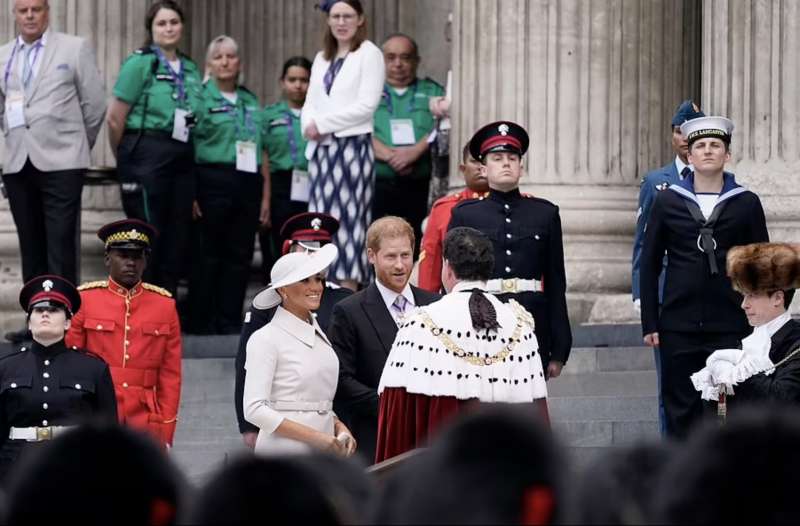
5, 90, 25, 129
234, 103, 258, 173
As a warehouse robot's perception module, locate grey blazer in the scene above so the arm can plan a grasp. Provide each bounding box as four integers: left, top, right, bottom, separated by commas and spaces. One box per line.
0, 29, 106, 174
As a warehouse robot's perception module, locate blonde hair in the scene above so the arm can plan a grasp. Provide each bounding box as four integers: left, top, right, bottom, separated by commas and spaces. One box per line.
204, 34, 241, 83
366, 216, 415, 253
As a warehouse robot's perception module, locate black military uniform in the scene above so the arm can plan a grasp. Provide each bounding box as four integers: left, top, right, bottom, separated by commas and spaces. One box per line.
0, 275, 117, 481
448, 121, 572, 368
234, 213, 352, 435
640, 116, 769, 438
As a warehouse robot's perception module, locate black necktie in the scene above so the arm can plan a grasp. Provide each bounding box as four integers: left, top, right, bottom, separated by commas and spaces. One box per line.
680, 166, 692, 180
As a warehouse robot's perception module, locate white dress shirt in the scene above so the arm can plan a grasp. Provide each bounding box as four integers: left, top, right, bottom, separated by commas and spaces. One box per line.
376, 279, 415, 325
244, 306, 339, 455
14, 28, 49, 86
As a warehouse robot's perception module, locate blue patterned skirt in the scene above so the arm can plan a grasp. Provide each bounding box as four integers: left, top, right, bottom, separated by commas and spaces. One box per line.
308, 133, 374, 283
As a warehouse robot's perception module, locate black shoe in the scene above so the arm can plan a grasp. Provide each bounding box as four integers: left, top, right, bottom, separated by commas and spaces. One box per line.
4, 328, 32, 344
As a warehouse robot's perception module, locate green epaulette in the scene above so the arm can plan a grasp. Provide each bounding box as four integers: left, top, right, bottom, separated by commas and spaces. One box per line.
77, 280, 109, 291
142, 282, 173, 297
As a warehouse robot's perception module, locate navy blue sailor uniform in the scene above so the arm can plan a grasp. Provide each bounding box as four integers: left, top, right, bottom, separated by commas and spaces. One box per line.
448, 190, 572, 368
640, 172, 769, 437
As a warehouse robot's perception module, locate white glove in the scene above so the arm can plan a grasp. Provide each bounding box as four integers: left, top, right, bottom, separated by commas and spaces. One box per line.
632, 298, 641, 315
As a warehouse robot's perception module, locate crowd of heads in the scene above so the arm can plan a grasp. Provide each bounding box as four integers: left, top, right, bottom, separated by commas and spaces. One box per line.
2, 403, 800, 524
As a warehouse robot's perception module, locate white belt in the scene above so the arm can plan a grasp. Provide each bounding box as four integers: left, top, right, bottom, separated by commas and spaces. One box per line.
485, 278, 543, 294
266, 400, 333, 414
9, 425, 75, 441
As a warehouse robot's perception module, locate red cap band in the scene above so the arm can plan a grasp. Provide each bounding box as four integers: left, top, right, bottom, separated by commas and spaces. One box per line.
480, 134, 522, 155
291, 228, 332, 241
29, 291, 72, 312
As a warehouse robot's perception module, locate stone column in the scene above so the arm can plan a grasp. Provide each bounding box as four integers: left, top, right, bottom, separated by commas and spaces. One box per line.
450, 0, 701, 322
701, 0, 800, 244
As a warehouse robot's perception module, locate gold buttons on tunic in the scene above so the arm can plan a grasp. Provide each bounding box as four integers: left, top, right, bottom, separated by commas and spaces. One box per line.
96, 324, 103, 330
123, 382, 129, 388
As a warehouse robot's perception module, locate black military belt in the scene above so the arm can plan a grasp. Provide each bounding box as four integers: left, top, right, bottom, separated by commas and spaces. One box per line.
123, 129, 173, 139
9, 425, 75, 441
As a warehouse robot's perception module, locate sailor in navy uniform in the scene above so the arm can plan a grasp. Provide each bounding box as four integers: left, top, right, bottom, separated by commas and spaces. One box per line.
0, 275, 117, 482
448, 121, 572, 378
640, 115, 769, 438
234, 212, 352, 448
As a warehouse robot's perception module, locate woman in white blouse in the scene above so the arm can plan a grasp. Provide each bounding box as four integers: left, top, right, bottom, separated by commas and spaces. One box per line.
244, 244, 356, 456
302, 0, 385, 290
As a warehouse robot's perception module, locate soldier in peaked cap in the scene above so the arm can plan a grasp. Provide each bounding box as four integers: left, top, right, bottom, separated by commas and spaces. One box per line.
640, 115, 769, 438
448, 120, 572, 379
0, 275, 117, 482
65, 219, 182, 449
234, 212, 352, 449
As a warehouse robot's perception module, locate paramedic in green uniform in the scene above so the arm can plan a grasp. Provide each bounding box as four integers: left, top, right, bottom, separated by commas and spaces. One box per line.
105, 0, 202, 298
371, 33, 444, 252
259, 57, 313, 275
187, 35, 268, 334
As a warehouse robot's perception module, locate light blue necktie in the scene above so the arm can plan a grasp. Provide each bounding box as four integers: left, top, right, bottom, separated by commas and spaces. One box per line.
21, 43, 34, 89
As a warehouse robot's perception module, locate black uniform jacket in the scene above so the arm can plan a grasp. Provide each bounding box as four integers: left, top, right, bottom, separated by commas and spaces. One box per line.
234, 283, 352, 434
448, 188, 572, 365
640, 174, 769, 335
735, 319, 800, 403
0, 339, 117, 478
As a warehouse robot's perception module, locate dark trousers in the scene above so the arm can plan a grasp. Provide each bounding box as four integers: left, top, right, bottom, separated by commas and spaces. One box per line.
3, 159, 84, 284
260, 169, 309, 271
117, 133, 195, 297
188, 164, 262, 334
372, 176, 430, 256
659, 330, 746, 439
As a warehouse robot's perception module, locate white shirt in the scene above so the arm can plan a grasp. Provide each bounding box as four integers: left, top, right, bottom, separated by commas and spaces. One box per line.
243, 306, 339, 455
14, 28, 49, 86
220, 90, 238, 104
375, 279, 415, 324
696, 193, 719, 219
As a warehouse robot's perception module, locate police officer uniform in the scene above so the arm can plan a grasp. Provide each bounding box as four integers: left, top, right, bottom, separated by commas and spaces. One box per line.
235, 213, 352, 436
188, 79, 266, 334
418, 188, 489, 292
65, 220, 182, 448
640, 116, 770, 438
0, 275, 117, 481
448, 122, 572, 368
113, 45, 203, 296
261, 99, 311, 270
372, 77, 445, 251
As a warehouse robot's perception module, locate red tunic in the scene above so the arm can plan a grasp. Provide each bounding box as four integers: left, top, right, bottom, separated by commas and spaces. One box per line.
375, 387, 550, 463
417, 189, 488, 292
65, 278, 182, 447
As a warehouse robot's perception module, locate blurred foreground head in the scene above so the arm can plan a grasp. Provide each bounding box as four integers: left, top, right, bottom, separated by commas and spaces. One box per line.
372, 404, 560, 524
192, 452, 373, 525
656, 405, 800, 524
5, 423, 184, 525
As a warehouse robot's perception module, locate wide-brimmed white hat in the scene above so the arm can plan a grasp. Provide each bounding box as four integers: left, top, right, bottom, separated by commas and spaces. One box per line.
252, 244, 338, 310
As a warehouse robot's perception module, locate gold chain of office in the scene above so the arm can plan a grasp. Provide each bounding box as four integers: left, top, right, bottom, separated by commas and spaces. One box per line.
416, 300, 534, 366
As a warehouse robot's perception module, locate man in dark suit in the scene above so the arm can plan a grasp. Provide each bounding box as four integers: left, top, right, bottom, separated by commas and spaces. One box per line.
328, 216, 439, 464
234, 213, 352, 449
641, 116, 770, 438
448, 121, 572, 377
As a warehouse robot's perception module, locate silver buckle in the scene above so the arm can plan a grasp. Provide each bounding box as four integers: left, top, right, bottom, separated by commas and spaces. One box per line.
501, 278, 518, 293
36, 426, 52, 441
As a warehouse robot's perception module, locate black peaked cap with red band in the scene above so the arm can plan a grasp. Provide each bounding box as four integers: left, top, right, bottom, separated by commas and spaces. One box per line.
19, 274, 81, 316
279, 212, 340, 255
469, 121, 530, 162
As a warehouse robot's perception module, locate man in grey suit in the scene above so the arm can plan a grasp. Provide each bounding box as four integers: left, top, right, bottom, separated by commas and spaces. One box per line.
0, 0, 105, 340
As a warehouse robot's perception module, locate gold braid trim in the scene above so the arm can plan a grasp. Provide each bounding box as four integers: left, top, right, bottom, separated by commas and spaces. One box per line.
417, 304, 530, 367
142, 283, 172, 297
105, 230, 150, 247
77, 280, 108, 291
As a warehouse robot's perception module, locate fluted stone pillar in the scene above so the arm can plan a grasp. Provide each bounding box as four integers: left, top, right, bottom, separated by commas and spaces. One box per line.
701, 0, 800, 243
451, 0, 701, 322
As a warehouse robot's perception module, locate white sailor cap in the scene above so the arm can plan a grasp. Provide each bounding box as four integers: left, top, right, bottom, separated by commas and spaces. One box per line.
680, 116, 734, 145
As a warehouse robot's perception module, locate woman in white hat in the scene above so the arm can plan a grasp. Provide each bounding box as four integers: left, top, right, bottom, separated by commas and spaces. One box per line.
243, 244, 356, 456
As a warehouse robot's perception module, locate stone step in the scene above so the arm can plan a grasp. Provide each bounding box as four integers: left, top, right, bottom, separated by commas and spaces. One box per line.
547, 395, 659, 422
551, 420, 659, 447
563, 346, 656, 374
547, 370, 657, 397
